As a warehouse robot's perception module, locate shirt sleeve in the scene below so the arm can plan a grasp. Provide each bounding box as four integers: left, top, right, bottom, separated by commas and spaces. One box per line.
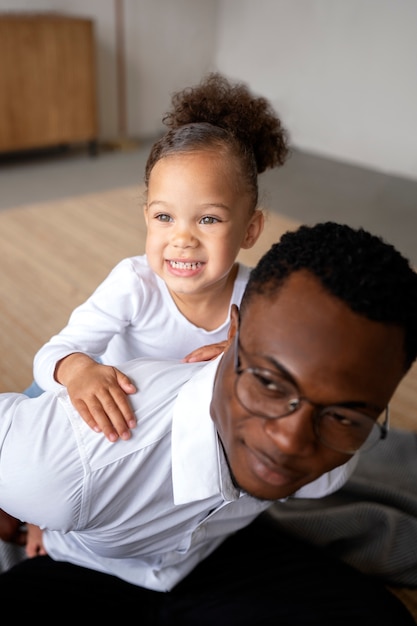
0, 392, 84, 530
33, 258, 143, 391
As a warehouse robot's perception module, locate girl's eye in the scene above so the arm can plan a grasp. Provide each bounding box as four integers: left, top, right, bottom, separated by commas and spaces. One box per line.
155, 214, 172, 223
200, 216, 220, 225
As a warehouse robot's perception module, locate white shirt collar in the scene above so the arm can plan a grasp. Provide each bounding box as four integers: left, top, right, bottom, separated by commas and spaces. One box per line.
171, 355, 241, 504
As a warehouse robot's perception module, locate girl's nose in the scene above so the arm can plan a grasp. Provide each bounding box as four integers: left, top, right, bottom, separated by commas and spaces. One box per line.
172, 230, 197, 248
171, 223, 197, 248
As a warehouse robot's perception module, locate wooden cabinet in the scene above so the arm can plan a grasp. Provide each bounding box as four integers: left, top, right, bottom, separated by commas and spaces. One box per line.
0, 13, 98, 154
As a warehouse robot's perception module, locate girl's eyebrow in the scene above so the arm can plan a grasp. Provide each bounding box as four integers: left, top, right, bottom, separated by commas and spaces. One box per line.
147, 200, 170, 208
148, 199, 232, 211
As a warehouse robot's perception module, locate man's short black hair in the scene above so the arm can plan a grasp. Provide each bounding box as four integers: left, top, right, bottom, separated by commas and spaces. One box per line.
241, 222, 417, 370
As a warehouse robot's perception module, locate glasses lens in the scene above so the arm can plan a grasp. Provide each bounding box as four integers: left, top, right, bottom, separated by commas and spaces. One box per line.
235, 367, 385, 454
316, 409, 382, 454
235, 368, 299, 418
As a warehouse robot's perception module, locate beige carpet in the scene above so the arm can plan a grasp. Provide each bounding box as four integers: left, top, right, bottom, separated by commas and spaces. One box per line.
0, 186, 138, 390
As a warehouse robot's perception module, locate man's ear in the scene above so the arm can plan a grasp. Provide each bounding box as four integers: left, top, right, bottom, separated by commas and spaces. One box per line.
228, 305, 239, 342
241, 210, 264, 250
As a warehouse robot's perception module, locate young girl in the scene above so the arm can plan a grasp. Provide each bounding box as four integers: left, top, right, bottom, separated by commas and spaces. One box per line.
29, 72, 289, 443
5, 73, 288, 559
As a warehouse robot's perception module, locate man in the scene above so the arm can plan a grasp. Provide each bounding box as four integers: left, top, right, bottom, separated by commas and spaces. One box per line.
1, 222, 416, 625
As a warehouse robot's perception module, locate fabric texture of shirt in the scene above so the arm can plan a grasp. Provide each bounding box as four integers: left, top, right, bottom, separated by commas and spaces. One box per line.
33, 256, 251, 391
0, 355, 356, 591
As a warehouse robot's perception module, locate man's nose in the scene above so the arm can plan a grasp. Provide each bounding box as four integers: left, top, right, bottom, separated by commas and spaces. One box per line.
264, 403, 317, 456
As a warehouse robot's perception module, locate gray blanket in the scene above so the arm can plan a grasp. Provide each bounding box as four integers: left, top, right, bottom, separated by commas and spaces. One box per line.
267, 428, 417, 587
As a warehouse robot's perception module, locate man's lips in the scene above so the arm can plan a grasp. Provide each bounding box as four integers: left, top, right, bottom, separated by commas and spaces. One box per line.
247, 446, 303, 488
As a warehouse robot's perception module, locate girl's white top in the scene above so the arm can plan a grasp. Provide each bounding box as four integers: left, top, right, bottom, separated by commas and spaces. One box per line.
33, 255, 250, 391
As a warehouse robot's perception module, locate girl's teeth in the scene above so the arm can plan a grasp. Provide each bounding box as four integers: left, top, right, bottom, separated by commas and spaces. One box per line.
170, 261, 201, 270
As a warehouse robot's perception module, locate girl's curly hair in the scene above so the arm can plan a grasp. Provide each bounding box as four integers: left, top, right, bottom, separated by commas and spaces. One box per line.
145, 73, 289, 210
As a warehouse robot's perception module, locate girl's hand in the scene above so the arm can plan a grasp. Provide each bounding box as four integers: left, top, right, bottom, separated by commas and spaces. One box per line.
182, 340, 230, 363
56, 354, 137, 442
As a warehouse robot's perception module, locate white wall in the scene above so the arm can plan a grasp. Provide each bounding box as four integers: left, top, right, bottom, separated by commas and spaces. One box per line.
1, 0, 416, 180
56, 0, 218, 140
215, 0, 417, 180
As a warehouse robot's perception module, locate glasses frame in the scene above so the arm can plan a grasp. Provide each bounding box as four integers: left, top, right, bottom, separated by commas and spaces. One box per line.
233, 329, 389, 454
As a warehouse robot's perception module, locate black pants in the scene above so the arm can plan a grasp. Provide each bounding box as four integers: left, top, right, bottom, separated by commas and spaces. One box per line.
1, 515, 413, 625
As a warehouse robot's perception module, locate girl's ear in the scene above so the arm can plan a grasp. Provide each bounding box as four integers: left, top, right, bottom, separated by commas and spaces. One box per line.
241, 210, 264, 249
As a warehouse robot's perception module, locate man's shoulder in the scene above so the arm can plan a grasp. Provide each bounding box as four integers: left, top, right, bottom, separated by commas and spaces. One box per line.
121, 358, 209, 398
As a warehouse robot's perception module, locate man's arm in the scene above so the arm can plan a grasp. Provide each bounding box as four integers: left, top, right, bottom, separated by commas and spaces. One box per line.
0, 392, 83, 531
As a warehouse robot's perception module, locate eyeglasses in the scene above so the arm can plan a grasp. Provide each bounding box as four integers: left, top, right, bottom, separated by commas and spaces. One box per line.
234, 331, 389, 454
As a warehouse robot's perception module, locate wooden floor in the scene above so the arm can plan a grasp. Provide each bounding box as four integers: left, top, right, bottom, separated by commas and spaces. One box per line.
0, 184, 416, 431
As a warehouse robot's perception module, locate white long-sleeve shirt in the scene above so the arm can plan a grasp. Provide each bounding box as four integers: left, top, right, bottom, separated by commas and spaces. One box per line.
33, 256, 251, 391
0, 356, 356, 592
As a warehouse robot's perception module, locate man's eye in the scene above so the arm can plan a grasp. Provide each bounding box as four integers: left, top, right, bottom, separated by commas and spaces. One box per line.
324, 411, 355, 427
155, 214, 172, 223
200, 216, 219, 225
253, 371, 288, 396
